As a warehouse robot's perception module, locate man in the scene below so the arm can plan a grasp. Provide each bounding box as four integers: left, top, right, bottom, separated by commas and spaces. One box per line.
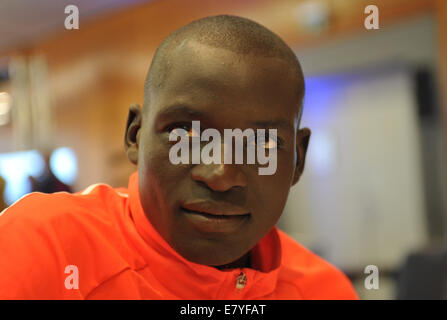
0, 15, 358, 299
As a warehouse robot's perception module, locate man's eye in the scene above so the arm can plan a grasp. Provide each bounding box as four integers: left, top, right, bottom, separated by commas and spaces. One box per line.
248, 136, 279, 149
262, 137, 278, 149
167, 123, 199, 138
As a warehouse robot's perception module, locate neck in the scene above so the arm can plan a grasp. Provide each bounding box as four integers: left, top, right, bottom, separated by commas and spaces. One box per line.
214, 251, 251, 270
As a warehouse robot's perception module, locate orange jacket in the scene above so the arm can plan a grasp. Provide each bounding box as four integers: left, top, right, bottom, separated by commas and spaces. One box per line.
0, 171, 358, 299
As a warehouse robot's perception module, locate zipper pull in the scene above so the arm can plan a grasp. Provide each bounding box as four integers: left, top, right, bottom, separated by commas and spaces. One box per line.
235, 272, 247, 290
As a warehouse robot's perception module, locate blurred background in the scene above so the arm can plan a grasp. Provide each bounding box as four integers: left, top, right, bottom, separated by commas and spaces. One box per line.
1, 0, 447, 300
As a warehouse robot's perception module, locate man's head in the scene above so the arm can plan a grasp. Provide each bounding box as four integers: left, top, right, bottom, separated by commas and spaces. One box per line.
125, 15, 311, 268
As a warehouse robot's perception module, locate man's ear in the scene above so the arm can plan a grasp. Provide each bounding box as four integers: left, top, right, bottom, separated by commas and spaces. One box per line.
124, 103, 142, 165
292, 128, 311, 186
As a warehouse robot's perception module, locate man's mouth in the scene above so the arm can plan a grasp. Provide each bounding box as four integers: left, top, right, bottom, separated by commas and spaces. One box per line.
180, 201, 250, 233
181, 200, 250, 216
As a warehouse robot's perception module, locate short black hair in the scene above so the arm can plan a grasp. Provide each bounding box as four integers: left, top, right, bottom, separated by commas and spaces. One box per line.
143, 14, 305, 120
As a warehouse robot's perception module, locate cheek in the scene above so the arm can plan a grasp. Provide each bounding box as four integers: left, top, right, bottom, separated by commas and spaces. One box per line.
139, 127, 175, 181
139, 133, 189, 205
249, 154, 295, 222
253, 177, 290, 216
138, 141, 182, 240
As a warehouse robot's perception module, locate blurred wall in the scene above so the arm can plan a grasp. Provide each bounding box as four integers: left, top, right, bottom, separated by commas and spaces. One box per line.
277, 14, 444, 299
295, 15, 447, 238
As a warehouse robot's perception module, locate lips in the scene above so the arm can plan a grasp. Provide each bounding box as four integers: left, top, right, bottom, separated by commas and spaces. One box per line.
181, 200, 250, 216
181, 200, 250, 234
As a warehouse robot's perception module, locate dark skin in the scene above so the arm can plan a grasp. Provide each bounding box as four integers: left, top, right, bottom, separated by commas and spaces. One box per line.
125, 40, 311, 269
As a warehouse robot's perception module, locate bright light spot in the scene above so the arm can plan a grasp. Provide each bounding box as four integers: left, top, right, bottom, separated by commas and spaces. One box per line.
0, 92, 11, 115
0, 92, 11, 126
50, 147, 78, 185
295, 0, 330, 31
0, 150, 42, 204
28, 152, 45, 177
0, 102, 10, 115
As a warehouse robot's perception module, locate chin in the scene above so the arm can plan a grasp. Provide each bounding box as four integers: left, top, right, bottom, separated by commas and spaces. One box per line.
175, 242, 244, 267
186, 251, 238, 266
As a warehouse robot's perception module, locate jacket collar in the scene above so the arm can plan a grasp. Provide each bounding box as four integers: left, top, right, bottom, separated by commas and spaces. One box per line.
127, 171, 282, 299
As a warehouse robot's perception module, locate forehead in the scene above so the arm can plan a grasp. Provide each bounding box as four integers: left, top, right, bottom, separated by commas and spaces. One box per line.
150, 40, 301, 124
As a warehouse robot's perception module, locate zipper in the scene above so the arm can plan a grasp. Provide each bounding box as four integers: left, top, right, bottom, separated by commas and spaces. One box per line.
235, 271, 247, 290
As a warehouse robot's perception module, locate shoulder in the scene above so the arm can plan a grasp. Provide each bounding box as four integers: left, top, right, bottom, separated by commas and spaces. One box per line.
277, 229, 358, 300
0, 184, 131, 252
0, 191, 85, 298
0, 183, 126, 226
0, 185, 131, 299
0, 191, 77, 229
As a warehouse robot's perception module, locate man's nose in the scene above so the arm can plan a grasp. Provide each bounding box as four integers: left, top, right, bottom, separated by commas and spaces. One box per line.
191, 162, 247, 192
190, 141, 247, 192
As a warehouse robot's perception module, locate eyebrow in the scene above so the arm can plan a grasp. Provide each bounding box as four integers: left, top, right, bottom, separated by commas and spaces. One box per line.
250, 120, 295, 135
156, 104, 207, 120
156, 103, 295, 134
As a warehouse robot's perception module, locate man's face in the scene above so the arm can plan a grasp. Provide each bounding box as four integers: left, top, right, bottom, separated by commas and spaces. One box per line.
126, 40, 310, 266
